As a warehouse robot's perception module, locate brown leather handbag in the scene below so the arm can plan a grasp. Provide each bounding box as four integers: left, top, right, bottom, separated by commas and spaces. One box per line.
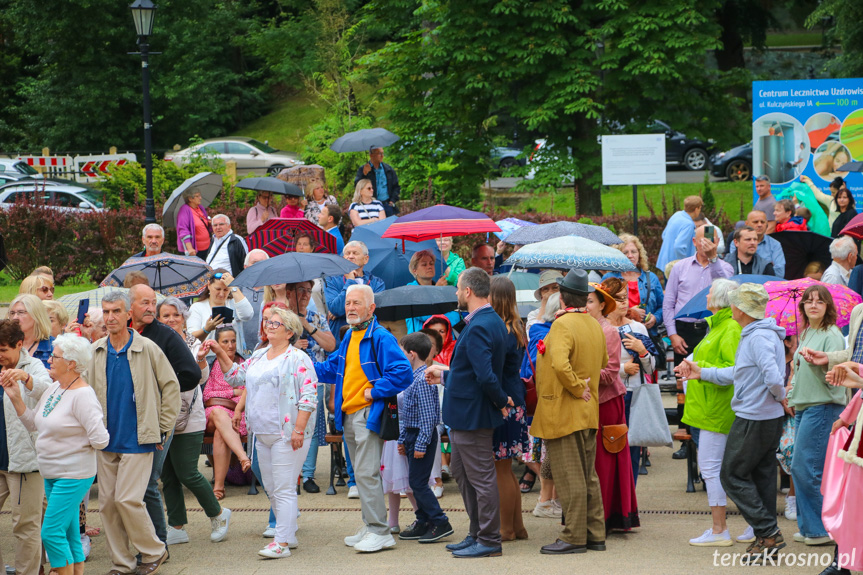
601, 424, 629, 454
204, 397, 237, 410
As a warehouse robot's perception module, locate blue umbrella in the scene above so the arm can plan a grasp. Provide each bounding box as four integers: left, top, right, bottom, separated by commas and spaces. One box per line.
504, 220, 622, 246
504, 236, 636, 273
350, 216, 442, 289
674, 274, 778, 320
494, 217, 536, 241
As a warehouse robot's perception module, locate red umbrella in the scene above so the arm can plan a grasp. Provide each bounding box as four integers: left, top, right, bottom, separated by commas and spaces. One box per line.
839, 212, 863, 239
381, 204, 500, 243
246, 218, 336, 257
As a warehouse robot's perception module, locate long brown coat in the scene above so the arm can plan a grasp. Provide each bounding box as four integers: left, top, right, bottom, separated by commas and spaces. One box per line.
530, 312, 607, 440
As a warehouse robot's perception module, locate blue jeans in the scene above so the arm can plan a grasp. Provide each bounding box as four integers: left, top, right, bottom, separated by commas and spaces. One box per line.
791, 403, 846, 538
302, 385, 325, 480
43, 477, 94, 568
144, 433, 173, 544
250, 440, 277, 528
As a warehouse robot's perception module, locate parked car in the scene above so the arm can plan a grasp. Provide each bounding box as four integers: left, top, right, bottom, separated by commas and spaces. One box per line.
0, 171, 36, 186
645, 120, 714, 171
709, 141, 752, 181
0, 182, 104, 212
0, 159, 42, 178
490, 145, 528, 170
164, 137, 303, 175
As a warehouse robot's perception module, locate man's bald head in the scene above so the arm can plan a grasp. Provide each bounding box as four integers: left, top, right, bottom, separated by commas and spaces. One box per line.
746, 210, 767, 239
129, 284, 158, 327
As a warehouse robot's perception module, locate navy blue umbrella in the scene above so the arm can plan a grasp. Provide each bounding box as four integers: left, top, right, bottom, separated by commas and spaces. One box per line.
674, 274, 778, 320
350, 216, 442, 289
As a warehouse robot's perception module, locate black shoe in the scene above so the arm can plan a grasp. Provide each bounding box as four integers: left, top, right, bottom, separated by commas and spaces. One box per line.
419, 521, 454, 543
399, 521, 429, 540
540, 539, 586, 555
672, 444, 688, 460
819, 564, 851, 575
303, 479, 320, 493
586, 541, 606, 551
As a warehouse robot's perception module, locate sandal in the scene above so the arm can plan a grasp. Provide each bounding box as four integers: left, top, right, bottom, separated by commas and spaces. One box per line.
213, 487, 225, 500
519, 469, 537, 493
241, 457, 252, 473
85, 525, 101, 537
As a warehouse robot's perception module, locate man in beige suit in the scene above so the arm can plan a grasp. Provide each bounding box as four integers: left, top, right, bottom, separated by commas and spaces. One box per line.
531, 269, 608, 555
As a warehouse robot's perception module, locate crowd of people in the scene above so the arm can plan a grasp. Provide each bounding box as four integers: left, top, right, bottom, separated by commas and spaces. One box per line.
1, 159, 862, 575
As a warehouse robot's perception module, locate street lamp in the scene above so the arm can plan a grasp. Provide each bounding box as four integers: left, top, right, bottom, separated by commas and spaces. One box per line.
130, 0, 157, 224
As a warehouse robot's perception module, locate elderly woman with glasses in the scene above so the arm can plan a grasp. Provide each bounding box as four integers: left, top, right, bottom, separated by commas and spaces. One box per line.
19, 274, 55, 301
8, 294, 54, 369
188, 269, 253, 352
1, 334, 108, 575
303, 178, 337, 225
247, 191, 279, 235
205, 307, 318, 559
176, 187, 212, 259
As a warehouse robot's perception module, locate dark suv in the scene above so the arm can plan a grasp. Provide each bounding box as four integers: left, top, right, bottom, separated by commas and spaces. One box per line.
648, 120, 714, 171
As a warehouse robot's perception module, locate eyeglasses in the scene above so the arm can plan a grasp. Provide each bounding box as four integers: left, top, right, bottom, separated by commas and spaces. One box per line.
8, 310, 29, 318
289, 287, 312, 295
39, 286, 55, 293
49, 353, 66, 361
264, 320, 285, 330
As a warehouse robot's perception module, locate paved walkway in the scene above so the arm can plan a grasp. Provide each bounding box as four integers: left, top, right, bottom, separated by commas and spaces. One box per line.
1, 441, 835, 575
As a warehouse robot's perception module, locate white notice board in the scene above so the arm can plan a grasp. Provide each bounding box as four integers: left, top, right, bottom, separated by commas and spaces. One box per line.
601, 134, 667, 186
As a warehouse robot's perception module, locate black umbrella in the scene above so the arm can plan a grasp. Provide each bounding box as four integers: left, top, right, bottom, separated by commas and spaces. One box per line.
771, 231, 833, 280
330, 128, 400, 153
236, 177, 303, 197
374, 285, 457, 322
230, 252, 357, 288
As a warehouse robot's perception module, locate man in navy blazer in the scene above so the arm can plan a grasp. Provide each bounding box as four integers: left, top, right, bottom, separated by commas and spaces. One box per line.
427, 267, 513, 558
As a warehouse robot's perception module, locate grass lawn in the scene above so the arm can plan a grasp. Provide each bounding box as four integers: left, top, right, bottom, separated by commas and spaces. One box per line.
0, 283, 98, 304
514, 180, 754, 222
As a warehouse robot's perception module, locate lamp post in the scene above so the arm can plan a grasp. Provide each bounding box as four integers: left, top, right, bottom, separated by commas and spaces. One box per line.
130, 0, 157, 224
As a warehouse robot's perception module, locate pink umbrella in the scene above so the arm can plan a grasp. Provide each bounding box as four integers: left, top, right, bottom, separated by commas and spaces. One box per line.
764, 278, 862, 336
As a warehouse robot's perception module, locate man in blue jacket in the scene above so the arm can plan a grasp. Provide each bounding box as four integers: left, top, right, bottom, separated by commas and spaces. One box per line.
324, 241, 386, 344
314, 284, 412, 554
656, 195, 702, 271
426, 267, 513, 558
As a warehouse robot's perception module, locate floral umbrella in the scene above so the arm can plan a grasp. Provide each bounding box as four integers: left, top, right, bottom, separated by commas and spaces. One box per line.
765, 278, 862, 336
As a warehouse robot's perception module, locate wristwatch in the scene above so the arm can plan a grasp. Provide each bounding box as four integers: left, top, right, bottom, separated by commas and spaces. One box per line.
708, 256, 718, 264
231, 287, 238, 293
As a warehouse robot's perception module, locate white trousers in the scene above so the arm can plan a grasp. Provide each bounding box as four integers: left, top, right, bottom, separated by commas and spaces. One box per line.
256, 434, 310, 543
697, 429, 728, 507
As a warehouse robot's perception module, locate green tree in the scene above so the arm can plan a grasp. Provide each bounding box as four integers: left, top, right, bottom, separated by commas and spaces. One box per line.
808, 0, 863, 76
363, 0, 730, 214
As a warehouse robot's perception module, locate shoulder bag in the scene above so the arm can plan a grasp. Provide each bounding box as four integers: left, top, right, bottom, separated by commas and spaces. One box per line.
368, 327, 401, 441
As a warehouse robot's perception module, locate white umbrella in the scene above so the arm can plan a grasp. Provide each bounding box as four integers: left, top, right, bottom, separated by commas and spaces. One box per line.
161, 172, 223, 228
504, 235, 637, 272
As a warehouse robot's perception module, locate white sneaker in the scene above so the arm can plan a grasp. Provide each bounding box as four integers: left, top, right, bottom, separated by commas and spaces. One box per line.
210, 507, 231, 542
166, 526, 189, 545
784, 495, 797, 521
432, 485, 444, 498
551, 499, 563, 517
532, 499, 558, 518
258, 541, 290, 559
344, 525, 368, 546
793, 532, 806, 542
80, 534, 91, 559
353, 531, 397, 553
286, 538, 299, 549
441, 465, 451, 480
390, 525, 400, 534
689, 528, 733, 547
804, 536, 833, 546
737, 526, 756, 543
348, 486, 360, 499
262, 526, 276, 538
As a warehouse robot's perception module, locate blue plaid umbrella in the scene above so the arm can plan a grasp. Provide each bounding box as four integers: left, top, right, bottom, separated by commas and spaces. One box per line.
504, 236, 637, 272
504, 221, 622, 246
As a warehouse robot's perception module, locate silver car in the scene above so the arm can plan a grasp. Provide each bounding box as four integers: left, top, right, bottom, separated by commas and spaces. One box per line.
0, 182, 105, 212
0, 158, 42, 178
164, 137, 303, 175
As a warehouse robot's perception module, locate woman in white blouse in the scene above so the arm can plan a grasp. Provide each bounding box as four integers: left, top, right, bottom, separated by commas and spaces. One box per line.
206, 307, 317, 559
188, 269, 254, 353
1, 334, 108, 575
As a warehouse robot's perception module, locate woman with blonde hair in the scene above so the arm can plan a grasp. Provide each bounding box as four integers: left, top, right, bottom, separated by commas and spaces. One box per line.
206, 307, 318, 559
348, 179, 386, 227
19, 274, 55, 301
8, 294, 53, 368
42, 301, 70, 338
488, 275, 529, 541
188, 269, 253, 352
601, 233, 664, 336
303, 178, 337, 224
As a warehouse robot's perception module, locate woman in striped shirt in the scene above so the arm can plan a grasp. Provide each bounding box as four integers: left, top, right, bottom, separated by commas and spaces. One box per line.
349, 179, 387, 227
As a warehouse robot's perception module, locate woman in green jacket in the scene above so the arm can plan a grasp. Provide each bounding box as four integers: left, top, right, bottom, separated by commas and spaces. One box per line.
433, 236, 466, 286
678, 278, 748, 548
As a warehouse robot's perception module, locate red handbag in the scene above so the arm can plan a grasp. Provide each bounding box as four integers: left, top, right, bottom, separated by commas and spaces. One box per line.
522, 351, 538, 416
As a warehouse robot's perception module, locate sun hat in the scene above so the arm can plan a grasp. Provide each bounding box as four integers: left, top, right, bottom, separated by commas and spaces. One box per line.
588, 282, 617, 316
728, 283, 768, 319
535, 270, 565, 301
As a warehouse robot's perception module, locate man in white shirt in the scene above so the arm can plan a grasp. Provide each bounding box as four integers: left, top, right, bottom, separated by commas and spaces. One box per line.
206, 214, 247, 276
821, 236, 858, 287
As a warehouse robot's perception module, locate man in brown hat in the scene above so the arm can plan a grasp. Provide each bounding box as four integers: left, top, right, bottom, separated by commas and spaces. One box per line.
530, 269, 608, 555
